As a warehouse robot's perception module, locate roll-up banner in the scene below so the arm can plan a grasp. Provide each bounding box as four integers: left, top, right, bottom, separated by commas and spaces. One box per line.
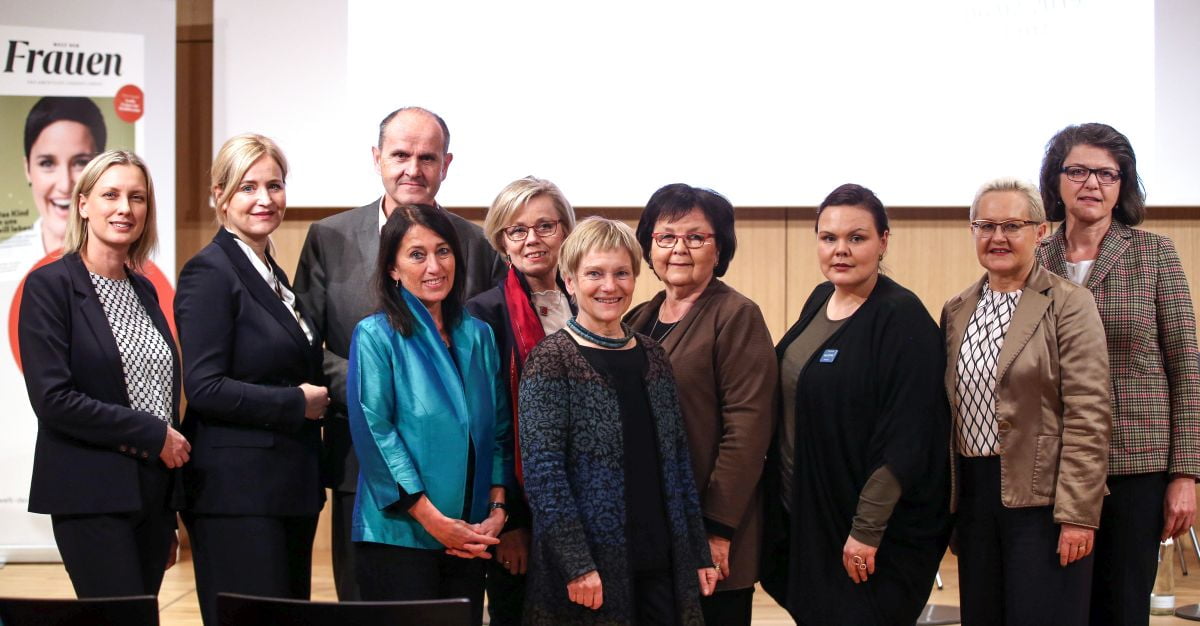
0, 23, 173, 564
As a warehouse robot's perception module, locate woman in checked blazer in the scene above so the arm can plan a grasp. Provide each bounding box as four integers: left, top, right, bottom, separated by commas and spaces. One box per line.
1037, 123, 1200, 625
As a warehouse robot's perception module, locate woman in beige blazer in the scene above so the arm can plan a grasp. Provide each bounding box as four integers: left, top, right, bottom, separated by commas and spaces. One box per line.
626, 184, 777, 626
943, 177, 1111, 626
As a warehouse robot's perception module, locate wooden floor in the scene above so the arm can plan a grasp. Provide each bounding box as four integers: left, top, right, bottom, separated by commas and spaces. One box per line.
3, 548, 1200, 624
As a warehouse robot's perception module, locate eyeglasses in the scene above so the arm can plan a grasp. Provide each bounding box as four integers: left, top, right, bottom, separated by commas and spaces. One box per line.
1061, 166, 1121, 185
503, 220, 560, 242
651, 232, 716, 249
970, 220, 1041, 238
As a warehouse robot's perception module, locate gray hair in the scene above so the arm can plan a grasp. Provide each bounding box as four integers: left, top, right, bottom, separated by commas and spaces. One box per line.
970, 177, 1046, 222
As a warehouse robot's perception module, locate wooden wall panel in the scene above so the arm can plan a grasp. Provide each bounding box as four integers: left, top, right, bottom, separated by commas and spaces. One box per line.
183, 207, 1200, 345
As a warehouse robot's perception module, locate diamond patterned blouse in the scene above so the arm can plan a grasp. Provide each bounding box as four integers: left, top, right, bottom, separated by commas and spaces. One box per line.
89, 272, 174, 423
954, 283, 1022, 457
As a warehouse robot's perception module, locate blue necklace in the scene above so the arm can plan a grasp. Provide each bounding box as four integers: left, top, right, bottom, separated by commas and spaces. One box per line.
567, 317, 634, 349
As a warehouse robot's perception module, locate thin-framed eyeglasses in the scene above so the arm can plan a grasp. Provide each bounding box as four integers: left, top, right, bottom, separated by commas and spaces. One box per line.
651, 232, 716, 249
503, 220, 560, 242
1061, 166, 1121, 185
970, 220, 1041, 238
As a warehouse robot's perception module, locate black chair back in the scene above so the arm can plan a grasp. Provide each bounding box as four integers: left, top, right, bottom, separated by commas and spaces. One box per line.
0, 595, 158, 626
216, 593, 471, 625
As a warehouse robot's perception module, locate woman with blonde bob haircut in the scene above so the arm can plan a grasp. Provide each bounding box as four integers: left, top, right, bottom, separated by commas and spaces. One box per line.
175, 133, 328, 625
19, 149, 188, 598
468, 176, 578, 625
519, 217, 717, 624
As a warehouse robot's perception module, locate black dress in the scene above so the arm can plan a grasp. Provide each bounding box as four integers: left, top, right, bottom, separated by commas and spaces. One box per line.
762, 275, 952, 625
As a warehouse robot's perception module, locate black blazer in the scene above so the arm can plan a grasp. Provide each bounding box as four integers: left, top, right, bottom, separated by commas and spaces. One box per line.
18, 253, 181, 515
465, 268, 574, 531
175, 229, 325, 516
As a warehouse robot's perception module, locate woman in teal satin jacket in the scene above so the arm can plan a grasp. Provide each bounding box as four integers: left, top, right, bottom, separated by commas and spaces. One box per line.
347, 204, 514, 626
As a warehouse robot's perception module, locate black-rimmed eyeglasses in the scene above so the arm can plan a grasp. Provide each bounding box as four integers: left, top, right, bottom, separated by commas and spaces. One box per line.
1061, 166, 1121, 185
503, 220, 560, 242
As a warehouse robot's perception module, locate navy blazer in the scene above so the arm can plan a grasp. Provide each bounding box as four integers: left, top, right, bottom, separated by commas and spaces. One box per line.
19, 253, 181, 515
175, 229, 325, 516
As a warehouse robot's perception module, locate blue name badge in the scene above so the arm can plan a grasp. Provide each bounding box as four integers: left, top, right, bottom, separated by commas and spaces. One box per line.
819, 349, 839, 363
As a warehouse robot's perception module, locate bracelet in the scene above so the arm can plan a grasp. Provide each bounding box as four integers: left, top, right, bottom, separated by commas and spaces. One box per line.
489, 501, 507, 512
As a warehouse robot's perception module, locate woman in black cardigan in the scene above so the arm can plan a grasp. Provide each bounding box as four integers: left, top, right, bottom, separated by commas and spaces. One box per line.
19, 150, 188, 598
762, 184, 951, 625
175, 134, 328, 625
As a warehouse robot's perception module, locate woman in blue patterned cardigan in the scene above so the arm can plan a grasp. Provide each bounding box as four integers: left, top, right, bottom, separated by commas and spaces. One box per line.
518, 217, 717, 625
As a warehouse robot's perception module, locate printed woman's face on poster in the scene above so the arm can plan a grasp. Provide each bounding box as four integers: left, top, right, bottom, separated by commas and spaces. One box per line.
24, 120, 97, 253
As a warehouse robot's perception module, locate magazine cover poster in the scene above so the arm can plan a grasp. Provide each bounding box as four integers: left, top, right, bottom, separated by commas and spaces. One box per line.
0, 24, 171, 562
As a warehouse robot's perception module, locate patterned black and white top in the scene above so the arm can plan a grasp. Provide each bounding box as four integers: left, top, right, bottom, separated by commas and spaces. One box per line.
90, 272, 174, 423
954, 282, 1022, 457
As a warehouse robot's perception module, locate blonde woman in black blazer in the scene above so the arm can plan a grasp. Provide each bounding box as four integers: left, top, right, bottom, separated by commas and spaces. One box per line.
175, 134, 329, 625
19, 150, 189, 598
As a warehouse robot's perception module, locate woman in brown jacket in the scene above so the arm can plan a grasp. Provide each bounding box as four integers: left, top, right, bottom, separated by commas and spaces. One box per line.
626, 184, 776, 626
944, 177, 1111, 626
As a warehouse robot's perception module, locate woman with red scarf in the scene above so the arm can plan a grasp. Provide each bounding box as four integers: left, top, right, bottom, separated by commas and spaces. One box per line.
466, 176, 577, 626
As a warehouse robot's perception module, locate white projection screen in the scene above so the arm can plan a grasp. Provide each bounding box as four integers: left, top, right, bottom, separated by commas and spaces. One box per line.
214, 0, 1199, 208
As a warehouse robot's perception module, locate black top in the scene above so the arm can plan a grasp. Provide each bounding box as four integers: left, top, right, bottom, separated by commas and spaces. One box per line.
578, 342, 672, 572
637, 310, 680, 344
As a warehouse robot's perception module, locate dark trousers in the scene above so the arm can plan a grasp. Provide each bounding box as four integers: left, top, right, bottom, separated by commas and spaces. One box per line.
1089, 472, 1168, 626
957, 456, 1093, 626
355, 541, 486, 626
700, 585, 754, 626
330, 489, 361, 600
50, 463, 174, 598
485, 555, 525, 625
184, 513, 318, 626
633, 569, 678, 626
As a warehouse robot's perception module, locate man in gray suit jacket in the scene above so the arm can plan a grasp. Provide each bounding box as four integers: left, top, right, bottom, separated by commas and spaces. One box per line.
293, 107, 505, 600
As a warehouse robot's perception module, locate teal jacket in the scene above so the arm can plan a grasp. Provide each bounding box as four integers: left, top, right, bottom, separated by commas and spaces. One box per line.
347, 288, 513, 549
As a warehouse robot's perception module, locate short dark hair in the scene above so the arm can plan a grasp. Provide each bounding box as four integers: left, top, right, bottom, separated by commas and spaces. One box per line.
1039, 123, 1145, 225
816, 183, 889, 235
24, 97, 107, 159
377, 107, 451, 153
374, 204, 466, 336
635, 183, 738, 278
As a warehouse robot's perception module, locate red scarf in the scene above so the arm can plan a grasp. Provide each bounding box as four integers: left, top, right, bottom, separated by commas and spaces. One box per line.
503, 267, 546, 484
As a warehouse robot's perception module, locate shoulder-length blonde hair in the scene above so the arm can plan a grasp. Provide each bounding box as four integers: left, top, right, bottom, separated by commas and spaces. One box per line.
210, 133, 288, 225
62, 150, 158, 272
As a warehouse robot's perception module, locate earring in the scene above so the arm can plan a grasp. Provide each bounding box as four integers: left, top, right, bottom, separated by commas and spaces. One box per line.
394, 278, 399, 288
878, 254, 884, 262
